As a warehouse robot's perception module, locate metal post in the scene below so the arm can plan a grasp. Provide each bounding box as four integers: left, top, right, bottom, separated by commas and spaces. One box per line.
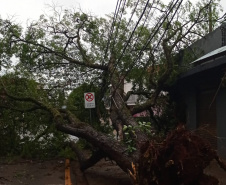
89, 109, 92, 125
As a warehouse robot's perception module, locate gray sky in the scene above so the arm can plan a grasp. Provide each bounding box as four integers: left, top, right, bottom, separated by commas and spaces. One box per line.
0, 0, 116, 24
0, 0, 226, 26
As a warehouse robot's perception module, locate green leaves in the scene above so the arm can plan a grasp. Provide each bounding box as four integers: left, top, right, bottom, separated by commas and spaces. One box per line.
0, 74, 69, 158
123, 122, 154, 153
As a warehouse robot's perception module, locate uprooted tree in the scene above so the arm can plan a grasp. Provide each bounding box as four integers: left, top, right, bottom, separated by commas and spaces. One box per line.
0, 0, 226, 184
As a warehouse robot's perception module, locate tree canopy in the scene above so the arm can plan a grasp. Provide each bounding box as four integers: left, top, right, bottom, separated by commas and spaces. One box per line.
0, 0, 225, 184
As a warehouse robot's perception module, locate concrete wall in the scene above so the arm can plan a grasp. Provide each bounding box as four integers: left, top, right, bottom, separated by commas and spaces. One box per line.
189, 27, 223, 59
216, 87, 226, 158
191, 27, 222, 56
184, 85, 226, 158
185, 87, 197, 130
178, 24, 226, 158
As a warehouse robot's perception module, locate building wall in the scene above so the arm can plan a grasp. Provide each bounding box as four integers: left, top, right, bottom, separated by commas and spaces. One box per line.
182, 80, 226, 158
185, 87, 197, 130
216, 87, 226, 157
190, 27, 222, 56
124, 82, 138, 105
184, 86, 226, 158
187, 25, 226, 61
174, 23, 226, 158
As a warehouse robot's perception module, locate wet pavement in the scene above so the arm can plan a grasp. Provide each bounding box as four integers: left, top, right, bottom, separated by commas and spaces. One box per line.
0, 159, 73, 185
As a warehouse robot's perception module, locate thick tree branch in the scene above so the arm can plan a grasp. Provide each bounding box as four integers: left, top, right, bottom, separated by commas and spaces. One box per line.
0, 105, 41, 112
56, 111, 134, 172
1, 80, 135, 171
10, 34, 108, 71
69, 141, 106, 171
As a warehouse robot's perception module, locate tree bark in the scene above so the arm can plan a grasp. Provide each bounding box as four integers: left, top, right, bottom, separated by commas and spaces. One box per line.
54, 111, 134, 172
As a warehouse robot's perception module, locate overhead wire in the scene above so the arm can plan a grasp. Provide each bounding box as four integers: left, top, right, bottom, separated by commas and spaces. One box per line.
112, 0, 141, 50
110, 0, 151, 79
99, 0, 140, 107
153, 0, 183, 51
108, 0, 141, 79
111, 0, 174, 82
136, 0, 182, 61
126, 0, 141, 28
102, 0, 122, 65
99, 0, 140, 102
101, 0, 183, 108
99, 0, 123, 106
112, 0, 183, 93
125, 0, 162, 88
127, 0, 158, 59
135, 0, 184, 85
110, 0, 127, 53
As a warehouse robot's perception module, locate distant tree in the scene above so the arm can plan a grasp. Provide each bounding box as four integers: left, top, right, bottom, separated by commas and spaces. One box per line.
0, 0, 225, 184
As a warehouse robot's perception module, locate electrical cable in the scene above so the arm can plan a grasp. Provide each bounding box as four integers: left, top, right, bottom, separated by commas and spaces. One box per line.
99, 0, 123, 103
142, 0, 184, 94
110, 0, 127, 53
128, 0, 159, 59
137, 0, 182, 61
154, 0, 183, 51
112, 0, 183, 93
134, 0, 184, 85
112, 0, 141, 52
110, 0, 151, 78
102, 0, 122, 65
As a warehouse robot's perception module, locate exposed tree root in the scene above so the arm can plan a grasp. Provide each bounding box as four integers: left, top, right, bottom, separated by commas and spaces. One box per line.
130, 125, 224, 185
69, 126, 226, 185
215, 155, 226, 172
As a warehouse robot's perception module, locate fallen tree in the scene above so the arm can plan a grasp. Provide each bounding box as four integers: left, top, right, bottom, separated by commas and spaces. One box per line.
0, 0, 226, 184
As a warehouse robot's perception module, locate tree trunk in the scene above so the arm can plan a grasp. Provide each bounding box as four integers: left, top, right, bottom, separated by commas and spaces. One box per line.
50, 106, 226, 185
54, 112, 134, 172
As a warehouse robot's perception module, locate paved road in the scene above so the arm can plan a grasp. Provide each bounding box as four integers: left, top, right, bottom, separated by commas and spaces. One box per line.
0, 159, 75, 185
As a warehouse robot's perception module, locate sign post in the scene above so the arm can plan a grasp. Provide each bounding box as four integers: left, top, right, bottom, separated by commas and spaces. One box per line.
84, 92, 95, 124
84, 92, 95, 108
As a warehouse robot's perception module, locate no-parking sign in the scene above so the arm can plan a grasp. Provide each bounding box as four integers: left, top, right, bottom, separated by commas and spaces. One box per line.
84, 92, 95, 108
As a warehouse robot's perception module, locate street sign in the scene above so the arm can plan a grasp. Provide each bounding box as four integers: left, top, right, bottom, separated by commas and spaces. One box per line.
84, 92, 95, 108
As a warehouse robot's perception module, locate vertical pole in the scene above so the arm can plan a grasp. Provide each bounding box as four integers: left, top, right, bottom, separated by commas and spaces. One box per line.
89, 108, 92, 125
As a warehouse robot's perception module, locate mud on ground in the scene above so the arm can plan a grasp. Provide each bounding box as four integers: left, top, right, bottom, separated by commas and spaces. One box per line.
0, 157, 225, 185
0, 158, 65, 185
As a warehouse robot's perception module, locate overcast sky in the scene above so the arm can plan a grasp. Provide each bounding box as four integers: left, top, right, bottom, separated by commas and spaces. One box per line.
0, 0, 116, 24
0, 0, 226, 26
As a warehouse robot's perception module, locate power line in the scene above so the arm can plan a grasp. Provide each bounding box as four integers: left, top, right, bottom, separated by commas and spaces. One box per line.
128, 0, 159, 59
114, 0, 141, 49
153, 0, 183, 51
110, 0, 151, 78
135, 0, 184, 90
99, 0, 125, 106
126, 0, 141, 28
100, 0, 143, 101
101, 0, 183, 108
102, 0, 122, 65
110, 0, 127, 53
113, 0, 183, 93
137, 0, 182, 61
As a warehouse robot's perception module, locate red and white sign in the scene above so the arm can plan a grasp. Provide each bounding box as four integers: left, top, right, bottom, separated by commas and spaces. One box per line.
84, 92, 95, 108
